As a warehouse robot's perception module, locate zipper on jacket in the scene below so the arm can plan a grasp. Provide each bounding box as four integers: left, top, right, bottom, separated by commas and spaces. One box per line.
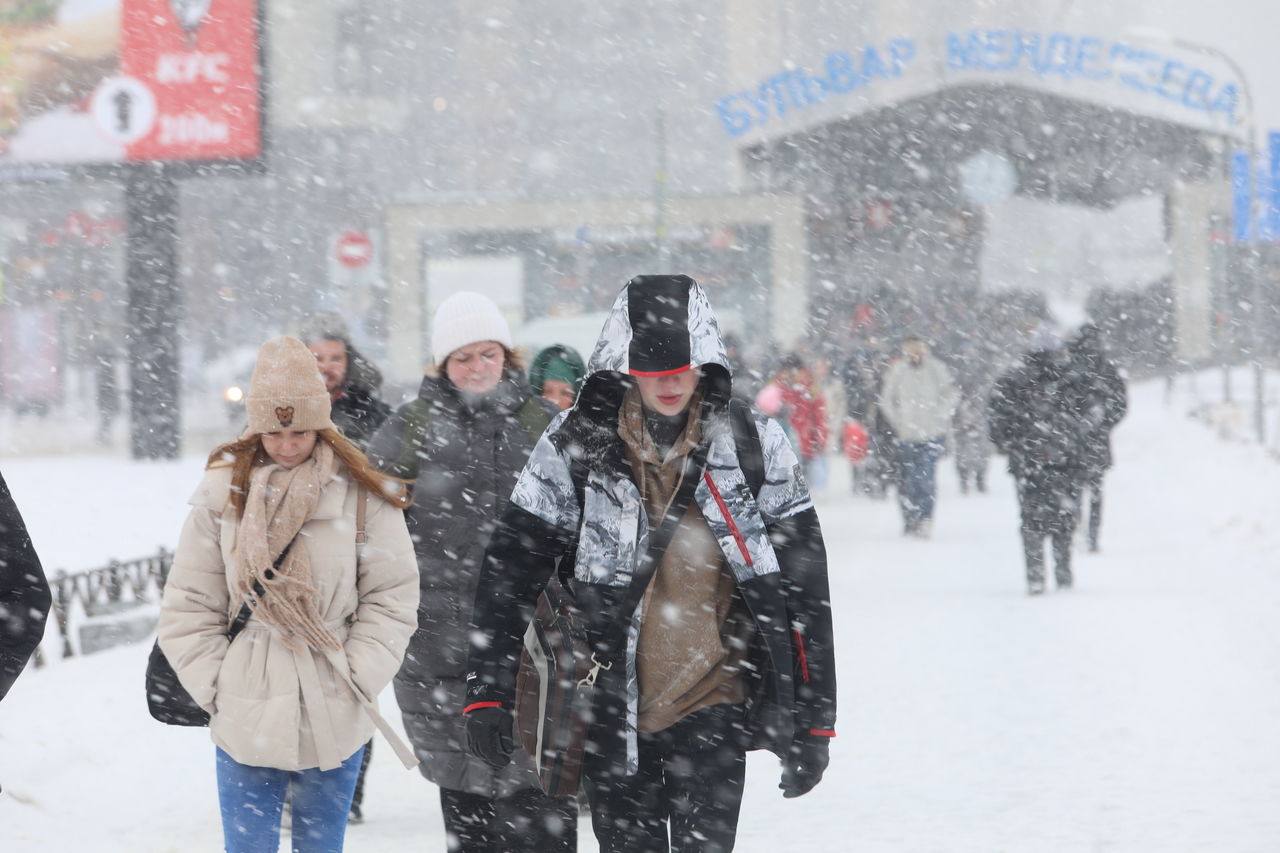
703, 471, 753, 567
793, 628, 811, 684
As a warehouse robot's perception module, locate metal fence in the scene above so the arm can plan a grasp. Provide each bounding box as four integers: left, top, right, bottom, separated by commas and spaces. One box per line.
36, 549, 172, 665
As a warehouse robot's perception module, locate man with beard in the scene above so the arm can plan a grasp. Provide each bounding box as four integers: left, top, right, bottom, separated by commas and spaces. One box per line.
302, 316, 392, 451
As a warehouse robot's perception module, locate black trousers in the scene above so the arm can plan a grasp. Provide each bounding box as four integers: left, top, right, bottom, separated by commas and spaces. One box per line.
584, 703, 748, 853
1016, 469, 1082, 586
1077, 468, 1105, 551
438, 785, 577, 853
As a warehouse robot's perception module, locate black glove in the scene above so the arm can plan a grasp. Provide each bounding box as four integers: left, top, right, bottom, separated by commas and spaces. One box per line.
780, 734, 830, 799
465, 705, 515, 769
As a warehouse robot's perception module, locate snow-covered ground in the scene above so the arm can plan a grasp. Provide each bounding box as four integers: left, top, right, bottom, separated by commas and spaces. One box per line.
3, 376, 1280, 851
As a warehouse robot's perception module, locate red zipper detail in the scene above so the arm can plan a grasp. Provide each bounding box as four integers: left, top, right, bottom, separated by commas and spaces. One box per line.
793, 628, 811, 684
462, 701, 502, 715
703, 471, 753, 567
809, 728, 836, 737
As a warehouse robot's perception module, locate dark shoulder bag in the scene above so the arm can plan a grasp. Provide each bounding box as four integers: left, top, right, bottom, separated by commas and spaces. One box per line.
514, 447, 706, 797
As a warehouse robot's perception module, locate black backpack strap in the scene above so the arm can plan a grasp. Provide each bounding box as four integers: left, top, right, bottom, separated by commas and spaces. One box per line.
226, 535, 296, 641
729, 398, 765, 498
614, 447, 706, 610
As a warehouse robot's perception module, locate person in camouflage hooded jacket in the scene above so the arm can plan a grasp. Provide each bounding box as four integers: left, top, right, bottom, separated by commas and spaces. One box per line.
463, 275, 837, 852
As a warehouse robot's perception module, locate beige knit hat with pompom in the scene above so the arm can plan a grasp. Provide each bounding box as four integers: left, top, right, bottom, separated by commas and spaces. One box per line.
244, 336, 335, 435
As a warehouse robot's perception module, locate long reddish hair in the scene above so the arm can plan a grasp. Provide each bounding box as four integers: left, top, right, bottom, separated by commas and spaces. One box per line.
208, 428, 410, 515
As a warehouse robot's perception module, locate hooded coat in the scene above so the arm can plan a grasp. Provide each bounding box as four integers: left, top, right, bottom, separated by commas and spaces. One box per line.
0, 471, 50, 703
367, 369, 551, 795
988, 348, 1094, 479
464, 277, 837, 778
330, 343, 393, 449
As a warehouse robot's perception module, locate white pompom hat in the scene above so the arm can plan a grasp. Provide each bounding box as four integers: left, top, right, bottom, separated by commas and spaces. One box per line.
431, 291, 513, 365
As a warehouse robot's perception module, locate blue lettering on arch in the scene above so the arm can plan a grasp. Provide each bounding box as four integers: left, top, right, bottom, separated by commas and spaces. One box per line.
1211, 83, 1239, 123
1074, 36, 1110, 80
946, 32, 980, 70
889, 38, 916, 75
1042, 33, 1074, 77
862, 46, 891, 81
711, 30, 1244, 138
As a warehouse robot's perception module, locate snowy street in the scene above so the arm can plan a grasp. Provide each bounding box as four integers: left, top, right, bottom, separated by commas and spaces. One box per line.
2, 376, 1279, 851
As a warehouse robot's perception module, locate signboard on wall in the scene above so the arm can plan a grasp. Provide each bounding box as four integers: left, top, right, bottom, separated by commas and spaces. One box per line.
715, 29, 1243, 144
0, 0, 262, 173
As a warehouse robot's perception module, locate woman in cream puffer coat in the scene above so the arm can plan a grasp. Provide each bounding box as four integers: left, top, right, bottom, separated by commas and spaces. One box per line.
158, 336, 419, 853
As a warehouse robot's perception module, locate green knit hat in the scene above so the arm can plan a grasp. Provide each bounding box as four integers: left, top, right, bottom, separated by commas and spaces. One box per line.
529, 345, 586, 395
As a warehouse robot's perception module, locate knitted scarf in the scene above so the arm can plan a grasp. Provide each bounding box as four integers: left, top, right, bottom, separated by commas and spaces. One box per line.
235, 440, 342, 653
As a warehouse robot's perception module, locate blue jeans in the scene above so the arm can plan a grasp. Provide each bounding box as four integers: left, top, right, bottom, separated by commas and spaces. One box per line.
896, 439, 943, 528
216, 746, 365, 853
803, 454, 829, 492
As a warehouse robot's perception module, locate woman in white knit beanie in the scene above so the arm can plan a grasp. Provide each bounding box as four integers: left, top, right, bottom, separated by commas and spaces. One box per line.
367, 293, 578, 852
158, 335, 421, 853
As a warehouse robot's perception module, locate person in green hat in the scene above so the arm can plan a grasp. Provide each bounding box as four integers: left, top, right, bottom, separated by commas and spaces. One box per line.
529, 344, 587, 412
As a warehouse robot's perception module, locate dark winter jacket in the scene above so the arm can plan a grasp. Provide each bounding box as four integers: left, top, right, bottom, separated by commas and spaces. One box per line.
331, 344, 392, 449
1066, 329, 1128, 472
988, 349, 1094, 480
367, 370, 550, 795
464, 278, 836, 779
0, 471, 51, 703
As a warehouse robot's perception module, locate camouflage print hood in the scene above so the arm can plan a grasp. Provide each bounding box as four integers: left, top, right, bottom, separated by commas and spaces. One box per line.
572, 275, 732, 426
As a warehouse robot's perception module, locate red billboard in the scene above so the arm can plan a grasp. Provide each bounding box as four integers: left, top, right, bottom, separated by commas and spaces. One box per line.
0, 0, 261, 170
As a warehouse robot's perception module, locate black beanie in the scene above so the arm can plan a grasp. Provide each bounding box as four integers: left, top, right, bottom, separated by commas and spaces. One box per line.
626, 274, 694, 376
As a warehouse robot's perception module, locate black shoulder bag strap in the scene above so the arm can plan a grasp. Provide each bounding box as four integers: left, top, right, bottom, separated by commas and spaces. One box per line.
586, 445, 709, 658
728, 398, 765, 498
225, 536, 296, 640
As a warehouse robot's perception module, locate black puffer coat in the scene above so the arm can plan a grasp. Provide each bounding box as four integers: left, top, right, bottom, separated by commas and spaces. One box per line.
0, 471, 51, 703
367, 370, 550, 795
988, 348, 1093, 480
1065, 328, 1128, 473
330, 344, 392, 449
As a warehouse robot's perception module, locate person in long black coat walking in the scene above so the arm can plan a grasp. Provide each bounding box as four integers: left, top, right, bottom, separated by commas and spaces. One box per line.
988, 342, 1094, 594
1066, 324, 1128, 552
0, 469, 51, 703
368, 292, 575, 853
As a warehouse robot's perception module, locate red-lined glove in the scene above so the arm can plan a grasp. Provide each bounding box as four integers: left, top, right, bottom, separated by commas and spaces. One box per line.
780, 733, 831, 798
464, 704, 514, 770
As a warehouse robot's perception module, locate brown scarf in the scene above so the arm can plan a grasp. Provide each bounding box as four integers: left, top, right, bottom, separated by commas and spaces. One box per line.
235, 440, 342, 652
617, 387, 703, 522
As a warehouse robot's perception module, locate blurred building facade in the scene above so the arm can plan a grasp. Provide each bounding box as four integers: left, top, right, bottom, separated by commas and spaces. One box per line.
2, 0, 1248, 394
